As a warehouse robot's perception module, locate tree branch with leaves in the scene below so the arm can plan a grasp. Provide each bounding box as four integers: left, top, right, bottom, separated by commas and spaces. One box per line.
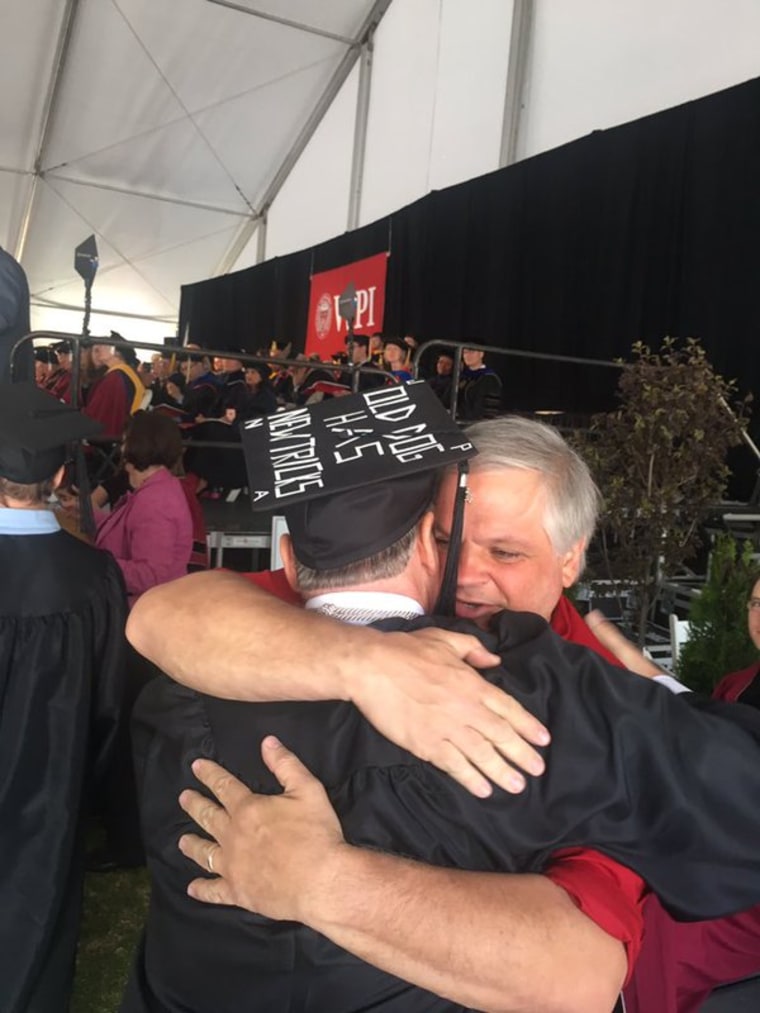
576, 338, 751, 643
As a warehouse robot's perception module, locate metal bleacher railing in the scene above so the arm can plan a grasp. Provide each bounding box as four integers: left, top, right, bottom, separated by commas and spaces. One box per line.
409, 338, 620, 422
8, 330, 628, 570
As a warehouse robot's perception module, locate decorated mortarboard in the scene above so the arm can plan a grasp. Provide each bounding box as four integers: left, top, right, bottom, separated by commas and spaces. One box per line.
0, 382, 103, 483
241, 380, 476, 573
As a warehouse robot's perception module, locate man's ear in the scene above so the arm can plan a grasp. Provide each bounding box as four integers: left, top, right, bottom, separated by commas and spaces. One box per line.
415, 511, 441, 579
560, 538, 586, 589
279, 534, 300, 592
51, 465, 66, 492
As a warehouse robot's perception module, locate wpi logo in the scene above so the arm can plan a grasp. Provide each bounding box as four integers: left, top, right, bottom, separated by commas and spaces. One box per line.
315, 294, 332, 340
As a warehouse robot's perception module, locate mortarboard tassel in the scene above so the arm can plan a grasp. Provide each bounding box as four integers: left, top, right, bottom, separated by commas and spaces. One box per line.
434, 458, 469, 617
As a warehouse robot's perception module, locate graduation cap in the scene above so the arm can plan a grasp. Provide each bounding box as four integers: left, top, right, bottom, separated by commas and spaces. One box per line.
0, 382, 103, 483
241, 381, 475, 608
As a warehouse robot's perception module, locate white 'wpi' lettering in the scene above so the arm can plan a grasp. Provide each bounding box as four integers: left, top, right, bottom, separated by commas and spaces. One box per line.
332, 286, 377, 331
355, 286, 376, 329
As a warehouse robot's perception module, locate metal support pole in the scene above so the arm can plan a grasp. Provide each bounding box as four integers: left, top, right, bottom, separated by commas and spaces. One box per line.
214, 0, 392, 276
13, 0, 81, 260
347, 38, 374, 231
256, 212, 268, 264
499, 0, 534, 168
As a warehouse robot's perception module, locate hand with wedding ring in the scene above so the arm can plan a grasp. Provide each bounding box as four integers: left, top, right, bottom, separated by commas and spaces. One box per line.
178, 736, 347, 921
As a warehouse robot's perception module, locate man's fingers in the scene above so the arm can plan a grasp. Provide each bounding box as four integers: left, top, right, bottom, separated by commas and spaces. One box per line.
261, 736, 320, 796
413, 628, 500, 667
450, 722, 545, 790
481, 689, 551, 748
179, 787, 229, 842
432, 730, 542, 798
585, 610, 663, 677
178, 831, 224, 877
432, 740, 493, 799
457, 641, 501, 668
186, 875, 236, 906
190, 757, 252, 810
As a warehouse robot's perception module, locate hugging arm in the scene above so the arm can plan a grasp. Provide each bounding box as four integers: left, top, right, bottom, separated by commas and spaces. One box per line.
179, 744, 629, 1013
127, 570, 550, 796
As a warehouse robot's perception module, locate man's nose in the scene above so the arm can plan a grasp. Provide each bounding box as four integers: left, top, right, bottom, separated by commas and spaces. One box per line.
456, 541, 486, 586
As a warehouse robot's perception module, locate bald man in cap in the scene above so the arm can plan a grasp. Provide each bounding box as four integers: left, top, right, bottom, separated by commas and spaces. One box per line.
0, 383, 127, 1013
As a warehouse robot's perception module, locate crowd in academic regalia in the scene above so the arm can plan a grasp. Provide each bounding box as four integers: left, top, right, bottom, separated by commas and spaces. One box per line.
29, 328, 506, 497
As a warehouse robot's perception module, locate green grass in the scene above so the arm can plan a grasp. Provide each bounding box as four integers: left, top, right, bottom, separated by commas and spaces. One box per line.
71, 867, 150, 1013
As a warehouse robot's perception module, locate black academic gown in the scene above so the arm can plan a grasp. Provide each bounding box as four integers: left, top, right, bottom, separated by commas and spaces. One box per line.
0, 246, 33, 383
0, 527, 127, 1013
124, 610, 760, 1013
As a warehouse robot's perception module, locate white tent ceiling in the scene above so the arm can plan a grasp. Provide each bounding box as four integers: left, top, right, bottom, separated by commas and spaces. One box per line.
3, 0, 760, 347
1, 0, 391, 341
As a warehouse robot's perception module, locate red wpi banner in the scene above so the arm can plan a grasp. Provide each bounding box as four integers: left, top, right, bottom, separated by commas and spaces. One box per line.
305, 252, 388, 357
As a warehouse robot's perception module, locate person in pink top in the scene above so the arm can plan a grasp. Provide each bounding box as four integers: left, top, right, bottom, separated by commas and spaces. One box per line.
96, 411, 192, 608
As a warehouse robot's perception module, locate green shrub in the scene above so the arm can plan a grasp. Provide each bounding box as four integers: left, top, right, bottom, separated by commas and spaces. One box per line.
677, 533, 759, 693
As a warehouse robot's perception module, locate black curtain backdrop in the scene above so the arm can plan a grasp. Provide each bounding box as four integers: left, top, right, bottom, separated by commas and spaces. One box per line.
179, 74, 760, 487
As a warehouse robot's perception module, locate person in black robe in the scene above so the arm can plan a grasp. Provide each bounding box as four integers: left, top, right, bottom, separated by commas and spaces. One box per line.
426, 350, 455, 408
125, 385, 760, 1012
0, 382, 128, 1013
207, 353, 249, 418
0, 246, 33, 383
240, 364, 277, 421
457, 347, 503, 420
180, 348, 222, 420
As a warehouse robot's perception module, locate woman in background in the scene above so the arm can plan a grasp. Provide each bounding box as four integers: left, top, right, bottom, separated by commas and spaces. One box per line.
95, 411, 192, 608
382, 336, 413, 382
240, 363, 277, 420
712, 574, 760, 705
